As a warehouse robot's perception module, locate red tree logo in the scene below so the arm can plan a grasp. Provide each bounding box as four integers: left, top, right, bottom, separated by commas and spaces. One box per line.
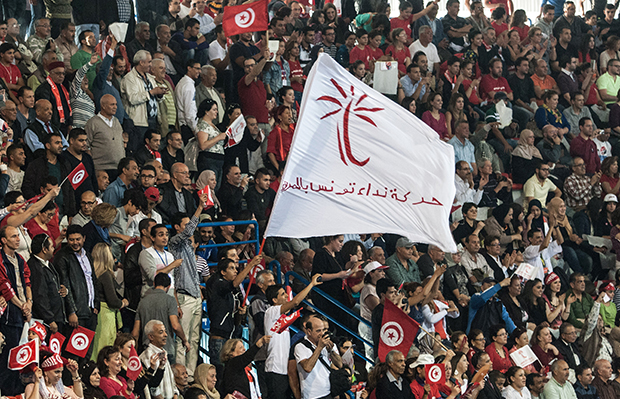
318, 79, 383, 167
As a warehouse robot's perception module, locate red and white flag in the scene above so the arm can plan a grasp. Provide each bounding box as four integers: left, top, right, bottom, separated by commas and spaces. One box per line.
66, 162, 89, 190
66, 326, 95, 357
425, 364, 446, 399
198, 187, 214, 209
378, 300, 419, 362
270, 309, 302, 334
8, 340, 38, 370
126, 344, 143, 381
264, 54, 457, 252
222, 0, 269, 36
49, 332, 65, 355
224, 115, 247, 149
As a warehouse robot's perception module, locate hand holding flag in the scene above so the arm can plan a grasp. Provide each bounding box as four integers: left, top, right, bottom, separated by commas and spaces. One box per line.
222, 0, 269, 36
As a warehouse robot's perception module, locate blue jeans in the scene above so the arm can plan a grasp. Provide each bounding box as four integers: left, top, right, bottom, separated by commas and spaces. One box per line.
562, 245, 593, 275
75, 24, 100, 44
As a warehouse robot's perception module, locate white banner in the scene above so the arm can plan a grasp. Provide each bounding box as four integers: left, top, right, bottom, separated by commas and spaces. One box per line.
224, 115, 247, 148
509, 345, 539, 368
265, 54, 457, 252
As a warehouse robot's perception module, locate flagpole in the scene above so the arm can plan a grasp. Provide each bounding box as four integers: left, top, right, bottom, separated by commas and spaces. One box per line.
417, 324, 449, 351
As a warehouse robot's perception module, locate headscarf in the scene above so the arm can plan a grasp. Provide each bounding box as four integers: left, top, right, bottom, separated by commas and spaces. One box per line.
192, 364, 220, 399
547, 197, 572, 236
491, 203, 512, 229
196, 170, 221, 208
526, 199, 545, 233
80, 361, 107, 399
512, 130, 542, 160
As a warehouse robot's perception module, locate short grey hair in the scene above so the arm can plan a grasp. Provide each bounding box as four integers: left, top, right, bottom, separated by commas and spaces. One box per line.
202, 64, 216, 74
152, 58, 165, 68
145, 319, 165, 337
135, 21, 150, 34
418, 25, 432, 37
156, 24, 170, 36
368, 246, 383, 258
256, 269, 275, 285
385, 350, 402, 364
133, 49, 151, 64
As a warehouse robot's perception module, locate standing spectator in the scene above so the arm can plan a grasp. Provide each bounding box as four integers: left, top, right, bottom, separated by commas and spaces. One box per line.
29, 234, 64, 331
157, 163, 196, 223
441, 0, 472, 53
54, 22, 78, 71
27, 18, 62, 64
54, 224, 99, 337
134, 130, 162, 168
71, 191, 96, 227
121, 50, 165, 153
71, 29, 100, 92
0, 43, 24, 103
126, 22, 155, 66
62, 128, 98, 205
238, 50, 271, 139
590, 359, 617, 399
222, 108, 262, 174
195, 65, 224, 124
553, 1, 590, 48
217, 165, 249, 219
168, 193, 209, 377
69, 54, 97, 129
24, 99, 69, 157
138, 223, 181, 296
35, 61, 72, 135
161, 132, 185, 173
320, 26, 338, 59
102, 158, 139, 208
264, 40, 290, 96
208, 25, 232, 103
155, 24, 183, 85
557, 56, 580, 108
266, 106, 294, 174
6, 143, 25, 192
151, 58, 177, 138
574, 365, 598, 399
91, 36, 129, 124
16, 87, 36, 137
244, 168, 276, 229
294, 313, 343, 399
85, 95, 126, 179
176, 60, 201, 143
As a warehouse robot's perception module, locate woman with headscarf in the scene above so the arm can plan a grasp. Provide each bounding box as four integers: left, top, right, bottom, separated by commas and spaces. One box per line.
523, 199, 547, 245
484, 203, 522, 253
81, 361, 107, 399
511, 129, 542, 185
192, 363, 234, 399
547, 197, 596, 276
196, 170, 221, 219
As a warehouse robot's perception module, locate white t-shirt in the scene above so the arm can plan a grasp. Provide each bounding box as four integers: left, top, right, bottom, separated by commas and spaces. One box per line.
208, 40, 231, 71
523, 240, 562, 281
179, 4, 191, 19
264, 305, 289, 375
409, 40, 440, 73
294, 338, 334, 399
139, 247, 176, 296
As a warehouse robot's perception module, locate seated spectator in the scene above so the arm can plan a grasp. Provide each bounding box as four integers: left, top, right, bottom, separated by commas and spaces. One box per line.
461, 234, 495, 284
453, 203, 485, 244
400, 64, 430, 103
385, 237, 421, 285
523, 223, 563, 283
597, 58, 620, 106
564, 92, 599, 138
573, 364, 597, 399
474, 159, 512, 208
480, 57, 513, 104
485, 325, 513, 373
512, 129, 543, 185
244, 168, 275, 230
484, 205, 521, 253
595, 195, 616, 236
601, 156, 620, 198
422, 93, 448, 140
441, 0, 471, 54
532, 325, 564, 373
571, 118, 601, 174
564, 157, 603, 211
385, 28, 411, 77
524, 160, 562, 210
448, 120, 477, 174
157, 163, 196, 223
554, 322, 586, 371
335, 31, 356, 68
466, 276, 515, 334
535, 91, 571, 135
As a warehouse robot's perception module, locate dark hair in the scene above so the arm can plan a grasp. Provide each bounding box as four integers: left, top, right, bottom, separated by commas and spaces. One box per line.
17, 86, 33, 99
580, 32, 596, 62
276, 6, 291, 18
542, 4, 555, 13
0, 43, 16, 54
489, 324, 507, 340
39, 175, 58, 189
376, 278, 395, 297
266, 284, 284, 305
322, 25, 335, 36
68, 128, 87, 141
96, 346, 120, 377
154, 272, 171, 287
121, 188, 148, 211
138, 218, 156, 238
43, 132, 63, 146
184, 18, 200, 30
197, 99, 218, 119
171, 212, 189, 232
255, 167, 270, 180
78, 30, 93, 45
471, 351, 488, 369
468, 29, 482, 42
515, 56, 528, 68
462, 202, 477, 216
66, 224, 85, 238
579, 116, 592, 127
270, 16, 284, 28
488, 57, 502, 70
504, 366, 523, 386
575, 364, 591, 378
217, 258, 235, 276
144, 129, 160, 143
31, 234, 52, 254
447, 56, 461, 66
4, 191, 23, 206
491, 6, 506, 20
141, 164, 157, 176
6, 143, 24, 162
117, 157, 136, 177
112, 55, 125, 66
184, 388, 208, 399
150, 223, 168, 237
526, 373, 543, 389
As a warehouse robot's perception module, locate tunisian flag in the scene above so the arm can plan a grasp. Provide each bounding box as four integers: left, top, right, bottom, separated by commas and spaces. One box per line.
222, 0, 269, 36
66, 326, 95, 357
8, 340, 38, 370
66, 162, 89, 190
378, 300, 419, 362
126, 344, 143, 381
264, 54, 457, 252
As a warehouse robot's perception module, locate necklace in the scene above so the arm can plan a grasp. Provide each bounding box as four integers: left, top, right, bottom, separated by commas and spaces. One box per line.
0, 62, 13, 84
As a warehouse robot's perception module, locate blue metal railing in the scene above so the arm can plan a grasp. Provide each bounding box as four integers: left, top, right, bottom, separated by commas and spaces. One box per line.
284, 270, 374, 365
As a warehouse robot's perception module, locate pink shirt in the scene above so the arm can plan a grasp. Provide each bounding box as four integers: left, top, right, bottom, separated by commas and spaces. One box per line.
422, 111, 448, 140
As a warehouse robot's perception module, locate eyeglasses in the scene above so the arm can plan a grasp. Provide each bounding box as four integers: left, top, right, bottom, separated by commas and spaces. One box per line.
81, 201, 96, 206
141, 174, 156, 179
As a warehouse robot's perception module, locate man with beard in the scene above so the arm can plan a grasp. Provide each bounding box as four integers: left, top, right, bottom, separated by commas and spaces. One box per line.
70, 30, 100, 91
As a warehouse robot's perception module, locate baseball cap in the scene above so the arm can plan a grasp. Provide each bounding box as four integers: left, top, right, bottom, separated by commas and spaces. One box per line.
409, 353, 435, 368
604, 194, 618, 203
363, 261, 389, 274
482, 277, 497, 285
144, 187, 160, 202
396, 237, 415, 248
199, 214, 212, 223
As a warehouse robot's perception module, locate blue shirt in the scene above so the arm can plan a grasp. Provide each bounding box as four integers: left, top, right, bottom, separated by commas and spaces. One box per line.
400, 75, 426, 99
448, 136, 476, 171
101, 176, 129, 207
24, 118, 69, 153
466, 283, 516, 333
93, 51, 129, 124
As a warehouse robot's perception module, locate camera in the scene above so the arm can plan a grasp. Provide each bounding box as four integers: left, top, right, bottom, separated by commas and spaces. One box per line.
322, 330, 334, 341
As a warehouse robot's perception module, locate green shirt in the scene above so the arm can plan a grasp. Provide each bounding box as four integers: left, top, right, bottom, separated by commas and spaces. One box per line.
542, 377, 577, 399
565, 288, 594, 329
70, 49, 100, 91
600, 301, 617, 328
385, 253, 421, 286
597, 72, 620, 105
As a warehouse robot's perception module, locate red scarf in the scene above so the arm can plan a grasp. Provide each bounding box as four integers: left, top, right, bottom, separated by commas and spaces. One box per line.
433, 301, 448, 339
46, 76, 72, 124
274, 124, 295, 162
146, 145, 162, 163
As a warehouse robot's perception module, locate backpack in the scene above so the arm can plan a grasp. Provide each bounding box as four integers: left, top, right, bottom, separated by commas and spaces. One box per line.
471, 297, 506, 341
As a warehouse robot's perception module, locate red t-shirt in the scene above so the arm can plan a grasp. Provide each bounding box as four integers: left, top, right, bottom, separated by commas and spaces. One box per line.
492, 21, 508, 37
0, 63, 21, 95
385, 45, 411, 74
512, 25, 530, 42
237, 77, 269, 124
349, 46, 373, 69
390, 17, 412, 39
585, 83, 599, 105
368, 46, 384, 63
267, 124, 295, 161
288, 59, 304, 93
480, 74, 512, 101
462, 79, 481, 105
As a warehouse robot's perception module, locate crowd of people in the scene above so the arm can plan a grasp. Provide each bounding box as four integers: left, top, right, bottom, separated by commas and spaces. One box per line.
2, 0, 620, 399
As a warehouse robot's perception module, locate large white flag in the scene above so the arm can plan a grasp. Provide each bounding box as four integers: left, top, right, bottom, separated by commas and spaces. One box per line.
264, 54, 457, 252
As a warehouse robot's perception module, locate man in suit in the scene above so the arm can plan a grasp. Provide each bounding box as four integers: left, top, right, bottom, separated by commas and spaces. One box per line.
480, 235, 511, 281
53, 224, 99, 352
554, 322, 586, 371
157, 162, 196, 223
376, 350, 415, 399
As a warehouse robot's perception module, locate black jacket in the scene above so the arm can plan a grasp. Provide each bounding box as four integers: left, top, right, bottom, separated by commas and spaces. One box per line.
375, 374, 415, 399
60, 150, 99, 206
34, 81, 72, 133
156, 181, 197, 223
217, 181, 244, 219
222, 128, 261, 174
554, 338, 587, 369
53, 245, 100, 320
133, 145, 156, 167
481, 250, 508, 282
123, 242, 144, 311
22, 154, 77, 217
29, 255, 66, 325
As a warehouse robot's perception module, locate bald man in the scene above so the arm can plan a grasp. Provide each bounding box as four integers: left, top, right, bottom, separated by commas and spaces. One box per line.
84, 94, 126, 180
543, 360, 578, 399
591, 359, 615, 399
34, 60, 72, 135
24, 99, 69, 156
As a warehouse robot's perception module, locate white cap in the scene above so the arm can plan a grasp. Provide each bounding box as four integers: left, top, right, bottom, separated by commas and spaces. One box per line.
363, 261, 389, 274
604, 193, 618, 203
409, 353, 435, 368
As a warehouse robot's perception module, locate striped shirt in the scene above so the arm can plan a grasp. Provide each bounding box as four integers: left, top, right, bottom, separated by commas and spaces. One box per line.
169, 215, 202, 298
71, 62, 96, 129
